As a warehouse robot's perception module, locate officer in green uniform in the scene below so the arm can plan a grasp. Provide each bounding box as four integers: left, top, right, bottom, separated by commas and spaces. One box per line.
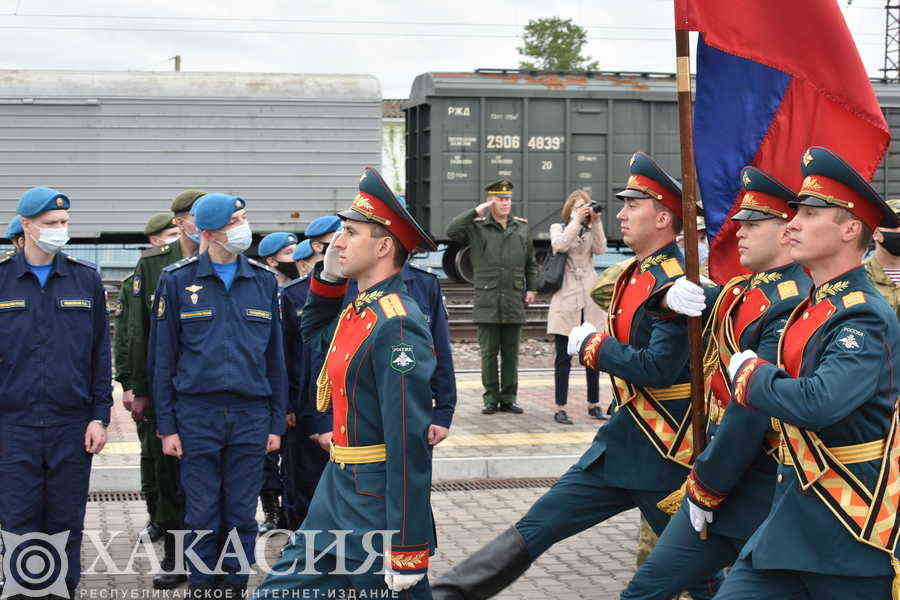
127, 190, 205, 590
864, 198, 900, 318
446, 180, 538, 414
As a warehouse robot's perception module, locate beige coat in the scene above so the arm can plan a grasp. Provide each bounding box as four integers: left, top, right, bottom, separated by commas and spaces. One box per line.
547, 219, 608, 336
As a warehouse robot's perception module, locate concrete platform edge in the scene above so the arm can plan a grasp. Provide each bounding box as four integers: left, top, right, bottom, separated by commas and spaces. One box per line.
90, 454, 581, 492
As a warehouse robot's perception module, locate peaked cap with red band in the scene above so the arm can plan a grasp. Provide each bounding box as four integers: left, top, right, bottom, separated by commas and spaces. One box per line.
338, 166, 437, 252
794, 146, 900, 230
732, 166, 797, 222
615, 152, 683, 217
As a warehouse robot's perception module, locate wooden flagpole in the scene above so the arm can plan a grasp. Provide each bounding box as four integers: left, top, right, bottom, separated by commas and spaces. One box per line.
674, 31, 708, 467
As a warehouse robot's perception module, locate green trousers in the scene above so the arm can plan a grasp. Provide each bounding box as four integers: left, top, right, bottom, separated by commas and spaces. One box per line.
137, 412, 183, 524
477, 323, 521, 406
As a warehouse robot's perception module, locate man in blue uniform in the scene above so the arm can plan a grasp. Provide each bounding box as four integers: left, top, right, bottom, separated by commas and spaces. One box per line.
255, 167, 437, 598
256, 231, 300, 534
0, 187, 111, 597
432, 153, 718, 600
153, 193, 287, 595
276, 218, 343, 531
619, 167, 812, 599
714, 147, 900, 599
4, 214, 24, 253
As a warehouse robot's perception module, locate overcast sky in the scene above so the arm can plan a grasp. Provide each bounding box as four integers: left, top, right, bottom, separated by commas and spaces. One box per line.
0, 0, 886, 99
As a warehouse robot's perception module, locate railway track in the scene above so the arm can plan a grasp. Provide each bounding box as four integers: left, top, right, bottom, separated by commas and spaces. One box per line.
440, 279, 551, 341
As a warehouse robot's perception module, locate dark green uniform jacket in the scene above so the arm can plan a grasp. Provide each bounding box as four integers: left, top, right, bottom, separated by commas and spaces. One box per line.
735, 266, 900, 576
128, 242, 185, 398
300, 266, 437, 574
688, 262, 811, 540
446, 208, 537, 324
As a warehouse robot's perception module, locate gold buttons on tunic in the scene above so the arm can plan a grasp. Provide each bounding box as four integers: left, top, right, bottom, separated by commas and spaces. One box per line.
803, 312, 809, 319
340, 425, 346, 434
733, 288, 741, 295
630, 278, 637, 284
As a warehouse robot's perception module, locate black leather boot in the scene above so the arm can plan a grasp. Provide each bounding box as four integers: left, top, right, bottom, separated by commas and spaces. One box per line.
141, 493, 164, 542
259, 491, 281, 533
153, 523, 188, 589
431, 526, 533, 599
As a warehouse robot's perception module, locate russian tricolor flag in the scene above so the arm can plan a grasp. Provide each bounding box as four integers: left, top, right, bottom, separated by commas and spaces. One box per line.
676, 0, 890, 283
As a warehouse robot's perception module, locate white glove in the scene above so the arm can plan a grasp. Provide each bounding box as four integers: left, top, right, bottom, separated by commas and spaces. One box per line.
567, 322, 598, 355
320, 239, 344, 282
665, 277, 707, 317
688, 499, 714, 533
728, 349, 758, 382
384, 570, 425, 592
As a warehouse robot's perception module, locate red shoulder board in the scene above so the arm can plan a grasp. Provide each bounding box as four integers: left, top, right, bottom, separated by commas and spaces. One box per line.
779, 299, 836, 377
326, 306, 379, 446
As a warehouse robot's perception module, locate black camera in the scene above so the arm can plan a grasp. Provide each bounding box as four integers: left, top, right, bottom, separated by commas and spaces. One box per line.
586, 201, 602, 214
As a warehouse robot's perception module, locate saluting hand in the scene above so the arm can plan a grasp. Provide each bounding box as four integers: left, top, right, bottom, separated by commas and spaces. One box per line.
266, 434, 281, 453
162, 433, 183, 459
475, 198, 494, 217
84, 421, 107, 454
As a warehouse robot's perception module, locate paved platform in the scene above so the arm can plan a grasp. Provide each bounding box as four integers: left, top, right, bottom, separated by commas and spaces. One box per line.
68, 350, 643, 598
75, 487, 640, 599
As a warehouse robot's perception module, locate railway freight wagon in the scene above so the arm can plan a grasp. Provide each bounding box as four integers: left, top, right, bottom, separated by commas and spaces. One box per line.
404, 69, 900, 282
0, 70, 381, 240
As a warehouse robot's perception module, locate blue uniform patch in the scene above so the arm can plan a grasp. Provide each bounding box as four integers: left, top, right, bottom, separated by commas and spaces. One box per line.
835, 326, 864, 353
132, 274, 142, 296
390, 343, 417, 373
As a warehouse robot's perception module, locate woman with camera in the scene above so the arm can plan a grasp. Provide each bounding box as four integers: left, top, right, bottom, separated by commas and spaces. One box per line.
546, 190, 608, 424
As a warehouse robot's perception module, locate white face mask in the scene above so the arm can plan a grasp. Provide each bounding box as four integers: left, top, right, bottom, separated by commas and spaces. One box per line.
216, 222, 252, 254
161, 235, 180, 245
32, 226, 69, 254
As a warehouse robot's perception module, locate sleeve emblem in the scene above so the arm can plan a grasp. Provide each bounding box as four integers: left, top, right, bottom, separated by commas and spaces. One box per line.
835, 326, 864, 352
390, 343, 417, 373
156, 296, 166, 319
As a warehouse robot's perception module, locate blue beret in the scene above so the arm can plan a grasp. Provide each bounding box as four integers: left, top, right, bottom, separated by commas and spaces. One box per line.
193, 193, 247, 231
305, 215, 342, 238
258, 232, 298, 257
5, 215, 23, 238
17, 187, 70, 217
292, 239, 314, 261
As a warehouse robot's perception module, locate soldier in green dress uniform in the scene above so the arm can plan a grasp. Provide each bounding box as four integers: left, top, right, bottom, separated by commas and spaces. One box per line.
446, 180, 538, 414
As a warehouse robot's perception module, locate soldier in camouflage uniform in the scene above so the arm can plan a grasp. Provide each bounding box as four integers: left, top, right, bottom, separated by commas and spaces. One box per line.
446, 179, 538, 414
864, 198, 900, 318
127, 190, 205, 590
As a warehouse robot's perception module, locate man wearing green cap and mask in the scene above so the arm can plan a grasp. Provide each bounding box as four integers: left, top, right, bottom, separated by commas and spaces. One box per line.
114, 211, 181, 546
864, 197, 900, 319
127, 190, 205, 590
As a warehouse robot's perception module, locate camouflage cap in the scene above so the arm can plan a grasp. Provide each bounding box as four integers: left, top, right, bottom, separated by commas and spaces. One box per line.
888, 198, 900, 216
170, 189, 208, 214
143, 212, 176, 236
